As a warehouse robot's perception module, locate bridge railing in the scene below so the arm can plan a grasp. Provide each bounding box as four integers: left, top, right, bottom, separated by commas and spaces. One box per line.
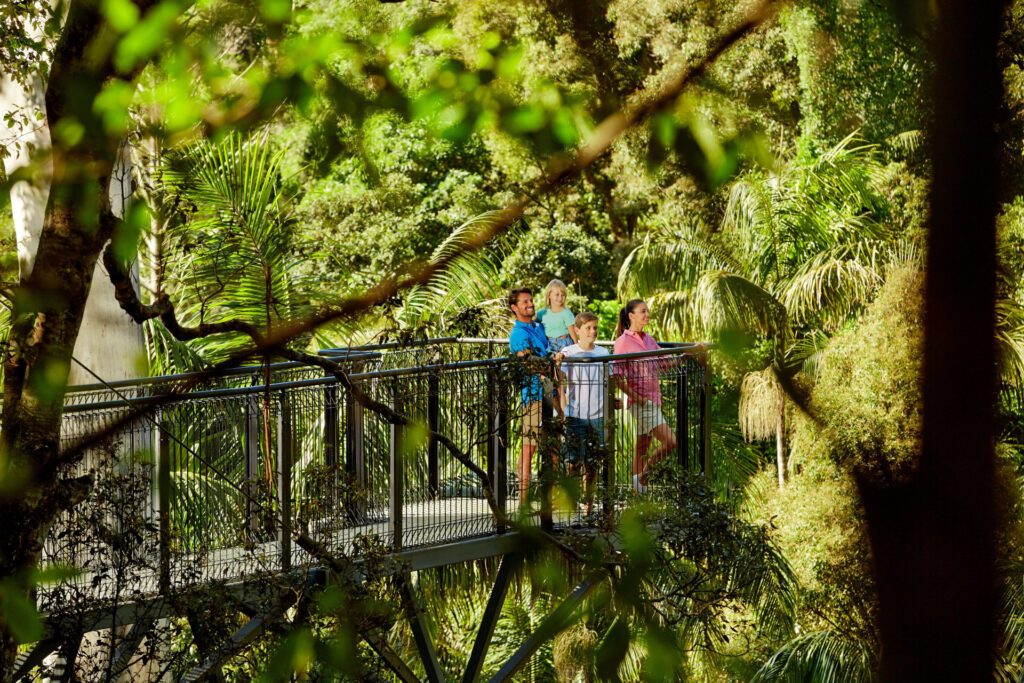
38, 340, 710, 609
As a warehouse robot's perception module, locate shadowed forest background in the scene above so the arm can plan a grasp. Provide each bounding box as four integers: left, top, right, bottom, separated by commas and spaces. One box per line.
0, 0, 1020, 679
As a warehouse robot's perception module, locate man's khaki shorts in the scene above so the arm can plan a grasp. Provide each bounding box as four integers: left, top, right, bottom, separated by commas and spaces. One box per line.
520, 378, 555, 446
521, 400, 543, 446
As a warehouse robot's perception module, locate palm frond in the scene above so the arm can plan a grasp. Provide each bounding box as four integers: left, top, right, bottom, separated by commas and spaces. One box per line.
787, 330, 831, 379
693, 270, 787, 339
996, 297, 1024, 391
778, 241, 887, 329
751, 630, 875, 683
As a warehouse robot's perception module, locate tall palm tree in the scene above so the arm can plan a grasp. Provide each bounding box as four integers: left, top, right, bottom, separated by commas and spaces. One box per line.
619, 135, 904, 486
154, 133, 319, 365
146, 133, 331, 513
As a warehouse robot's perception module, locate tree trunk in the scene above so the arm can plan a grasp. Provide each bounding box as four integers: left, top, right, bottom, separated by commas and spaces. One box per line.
0, 0, 122, 673
856, 3, 1004, 681
775, 407, 786, 488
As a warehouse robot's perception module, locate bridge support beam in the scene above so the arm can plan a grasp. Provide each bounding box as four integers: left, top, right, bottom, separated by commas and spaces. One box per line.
462, 553, 522, 683
363, 629, 421, 683
487, 368, 508, 533
699, 360, 711, 476
155, 408, 172, 591
345, 375, 367, 523
602, 365, 616, 518
676, 367, 689, 471
488, 572, 603, 683
109, 619, 155, 678
244, 394, 261, 538
390, 379, 404, 551
278, 392, 293, 570
180, 593, 295, 683
398, 573, 445, 683
428, 370, 440, 499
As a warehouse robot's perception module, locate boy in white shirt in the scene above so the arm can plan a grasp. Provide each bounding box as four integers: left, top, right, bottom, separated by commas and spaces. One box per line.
559, 312, 609, 514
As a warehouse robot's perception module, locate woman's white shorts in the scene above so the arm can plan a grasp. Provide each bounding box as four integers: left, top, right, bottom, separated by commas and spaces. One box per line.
628, 401, 667, 435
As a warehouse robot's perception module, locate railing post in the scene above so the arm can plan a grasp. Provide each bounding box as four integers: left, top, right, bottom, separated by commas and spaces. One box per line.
603, 363, 617, 518
277, 392, 293, 570
345, 377, 366, 523
324, 375, 340, 513
699, 361, 711, 476
389, 379, 404, 551
488, 367, 509, 532
244, 394, 260, 537
324, 377, 340, 471
676, 362, 689, 471
427, 370, 440, 499
154, 408, 171, 593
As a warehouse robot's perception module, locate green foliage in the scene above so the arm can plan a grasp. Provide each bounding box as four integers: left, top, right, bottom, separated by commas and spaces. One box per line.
814, 266, 923, 483
780, 2, 930, 145
500, 221, 614, 300
154, 133, 320, 364
751, 630, 874, 683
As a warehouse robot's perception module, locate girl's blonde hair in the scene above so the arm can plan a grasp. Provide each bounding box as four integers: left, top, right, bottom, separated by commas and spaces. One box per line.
544, 279, 568, 308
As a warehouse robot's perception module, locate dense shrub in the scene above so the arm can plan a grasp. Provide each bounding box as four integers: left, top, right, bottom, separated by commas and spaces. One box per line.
813, 266, 924, 484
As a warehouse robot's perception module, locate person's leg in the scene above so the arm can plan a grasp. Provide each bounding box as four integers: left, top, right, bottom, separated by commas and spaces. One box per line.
519, 444, 535, 506
632, 434, 652, 478
646, 422, 677, 471
519, 400, 542, 506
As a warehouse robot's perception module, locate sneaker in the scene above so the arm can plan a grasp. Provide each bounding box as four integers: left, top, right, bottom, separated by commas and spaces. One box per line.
632, 474, 647, 494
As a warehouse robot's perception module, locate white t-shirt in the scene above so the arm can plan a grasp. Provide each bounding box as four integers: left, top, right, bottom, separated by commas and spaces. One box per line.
560, 344, 609, 420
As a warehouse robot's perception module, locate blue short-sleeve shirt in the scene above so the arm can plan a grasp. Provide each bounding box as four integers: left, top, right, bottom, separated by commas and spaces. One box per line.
509, 320, 550, 403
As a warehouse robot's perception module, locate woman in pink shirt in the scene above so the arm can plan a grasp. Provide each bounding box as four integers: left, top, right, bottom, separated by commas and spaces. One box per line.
613, 299, 677, 492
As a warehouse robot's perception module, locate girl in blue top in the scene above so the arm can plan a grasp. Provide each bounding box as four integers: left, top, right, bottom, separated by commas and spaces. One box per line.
536, 279, 578, 353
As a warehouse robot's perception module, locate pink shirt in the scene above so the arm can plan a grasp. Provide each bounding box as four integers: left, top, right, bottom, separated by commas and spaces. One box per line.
613, 330, 663, 407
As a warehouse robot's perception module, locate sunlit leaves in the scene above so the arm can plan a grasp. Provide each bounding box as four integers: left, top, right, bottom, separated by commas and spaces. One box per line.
111, 201, 150, 263
647, 109, 774, 191
101, 0, 140, 33
408, 38, 591, 153
115, 0, 184, 73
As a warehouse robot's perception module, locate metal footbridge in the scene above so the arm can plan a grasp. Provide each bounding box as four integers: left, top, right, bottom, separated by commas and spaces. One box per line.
20, 338, 711, 682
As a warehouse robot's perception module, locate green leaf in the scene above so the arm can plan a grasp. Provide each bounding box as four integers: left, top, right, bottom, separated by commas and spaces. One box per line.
101, 0, 140, 32
551, 108, 579, 147
652, 112, 676, 149
496, 45, 524, 81
0, 585, 43, 644
258, 628, 315, 682
504, 104, 546, 134
32, 565, 81, 585
411, 90, 451, 120
93, 79, 135, 135
260, 0, 291, 23
115, 0, 181, 73
113, 202, 149, 263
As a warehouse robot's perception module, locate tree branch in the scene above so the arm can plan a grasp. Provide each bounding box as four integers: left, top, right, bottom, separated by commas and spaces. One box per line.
102, 241, 266, 343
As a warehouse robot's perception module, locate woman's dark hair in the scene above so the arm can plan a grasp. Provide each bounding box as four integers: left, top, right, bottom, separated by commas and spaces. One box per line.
615, 299, 646, 338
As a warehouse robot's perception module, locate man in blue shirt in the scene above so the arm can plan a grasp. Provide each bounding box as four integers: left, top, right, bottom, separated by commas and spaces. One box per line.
508, 287, 561, 506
